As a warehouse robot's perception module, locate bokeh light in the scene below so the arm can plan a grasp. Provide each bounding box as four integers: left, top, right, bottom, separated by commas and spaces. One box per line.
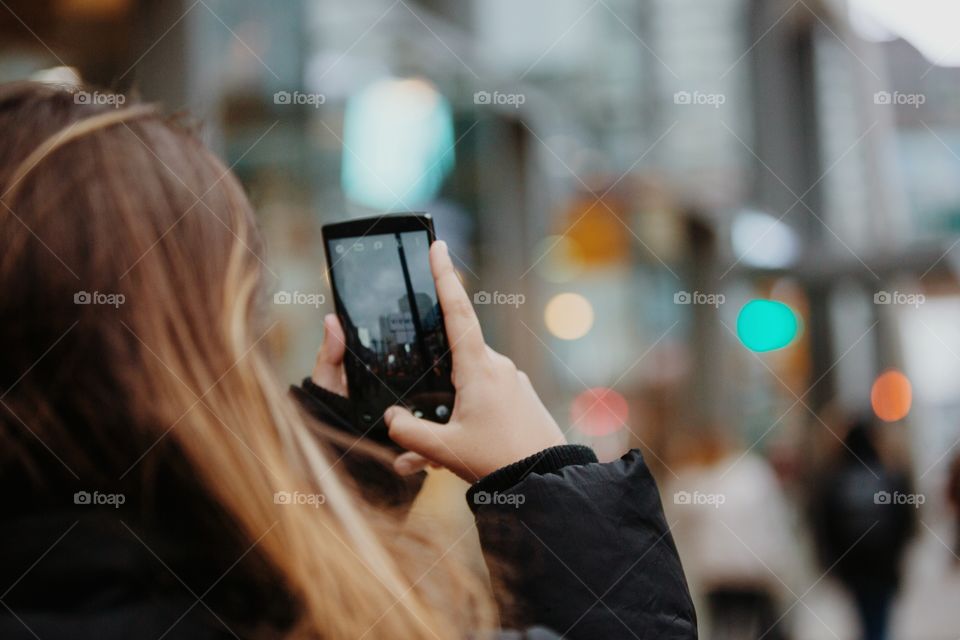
571, 387, 628, 436
341, 77, 454, 210
871, 369, 913, 422
731, 209, 800, 269
544, 293, 594, 340
736, 299, 798, 352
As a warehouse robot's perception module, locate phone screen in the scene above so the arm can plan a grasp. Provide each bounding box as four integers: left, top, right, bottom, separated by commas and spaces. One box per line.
326, 228, 454, 428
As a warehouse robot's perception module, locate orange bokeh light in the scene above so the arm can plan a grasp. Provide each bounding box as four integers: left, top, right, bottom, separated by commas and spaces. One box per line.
870, 369, 912, 423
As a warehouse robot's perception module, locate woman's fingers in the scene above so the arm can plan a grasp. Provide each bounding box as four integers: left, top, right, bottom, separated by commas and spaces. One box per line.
393, 451, 432, 475
429, 241, 486, 368
311, 314, 347, 395
385, 405, 453, 467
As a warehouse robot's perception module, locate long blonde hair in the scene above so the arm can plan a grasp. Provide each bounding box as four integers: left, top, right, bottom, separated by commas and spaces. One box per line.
0, 81, 495, 639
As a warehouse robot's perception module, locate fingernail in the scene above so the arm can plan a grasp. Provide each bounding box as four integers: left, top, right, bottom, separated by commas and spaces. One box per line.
436, 240, 448, 257
395, 457, 415, 475
383, 407, 395, 423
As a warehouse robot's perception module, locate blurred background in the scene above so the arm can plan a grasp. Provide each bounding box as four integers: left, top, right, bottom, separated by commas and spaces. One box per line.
3, 0, 960, 637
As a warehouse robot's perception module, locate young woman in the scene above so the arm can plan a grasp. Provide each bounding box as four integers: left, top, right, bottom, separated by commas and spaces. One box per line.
0, 81, 697, 639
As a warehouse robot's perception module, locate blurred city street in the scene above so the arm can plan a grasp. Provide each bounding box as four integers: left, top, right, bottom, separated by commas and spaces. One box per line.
5, 0, 960, 637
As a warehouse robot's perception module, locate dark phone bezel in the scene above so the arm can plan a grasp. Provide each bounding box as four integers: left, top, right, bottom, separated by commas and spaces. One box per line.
321, 213, 453, 430
322, 212, 436, 243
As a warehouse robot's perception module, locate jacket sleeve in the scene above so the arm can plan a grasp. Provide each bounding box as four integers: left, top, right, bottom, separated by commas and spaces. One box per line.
468, 446, 697, 640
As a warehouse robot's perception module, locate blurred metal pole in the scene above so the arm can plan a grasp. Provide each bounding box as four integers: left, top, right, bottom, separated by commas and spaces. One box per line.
749, 0, 834, 411
687, 214, 723, 427
127, 0, 195, 109
474, 118, 543, 380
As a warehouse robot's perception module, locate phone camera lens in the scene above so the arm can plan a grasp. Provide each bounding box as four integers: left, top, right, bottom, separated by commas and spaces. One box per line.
435, 405, 449, 419
413, 409, 424, 418
361, 413, 373, 423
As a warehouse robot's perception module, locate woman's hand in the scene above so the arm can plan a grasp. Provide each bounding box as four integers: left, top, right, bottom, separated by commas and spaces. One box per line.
312, 313, 348, 396
385, 241, 566, 483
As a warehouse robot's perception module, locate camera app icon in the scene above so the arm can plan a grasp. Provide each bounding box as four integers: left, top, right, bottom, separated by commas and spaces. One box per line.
274, 491, 292, 504
674, 291, 692, 304
74, 291, 92, 304
473, 91, 491, 105
74, 491, 92, 505
274, 91, 292, 105
874, 291, 891, 304
474, 291, 492, 304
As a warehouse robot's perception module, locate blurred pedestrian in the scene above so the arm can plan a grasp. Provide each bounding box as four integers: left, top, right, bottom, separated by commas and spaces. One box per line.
948, 453, 960, 563
666, 432, 800, 640
810, 416, 916, 640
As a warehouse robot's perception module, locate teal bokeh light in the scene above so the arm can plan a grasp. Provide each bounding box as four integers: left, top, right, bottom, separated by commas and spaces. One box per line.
341, 77, 455, 211
736, 300, 798, 352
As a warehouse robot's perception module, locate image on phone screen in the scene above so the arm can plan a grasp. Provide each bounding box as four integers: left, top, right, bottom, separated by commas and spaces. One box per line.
326, 225, 454, 428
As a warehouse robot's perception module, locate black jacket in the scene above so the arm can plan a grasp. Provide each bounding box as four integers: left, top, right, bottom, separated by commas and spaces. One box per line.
0, 381, 697, 639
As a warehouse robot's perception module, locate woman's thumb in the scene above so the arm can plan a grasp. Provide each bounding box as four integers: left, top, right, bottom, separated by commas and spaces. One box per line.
384, 406, 449, 462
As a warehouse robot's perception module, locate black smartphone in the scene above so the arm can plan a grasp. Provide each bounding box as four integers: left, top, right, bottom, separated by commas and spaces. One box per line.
322, 213, 455, 430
